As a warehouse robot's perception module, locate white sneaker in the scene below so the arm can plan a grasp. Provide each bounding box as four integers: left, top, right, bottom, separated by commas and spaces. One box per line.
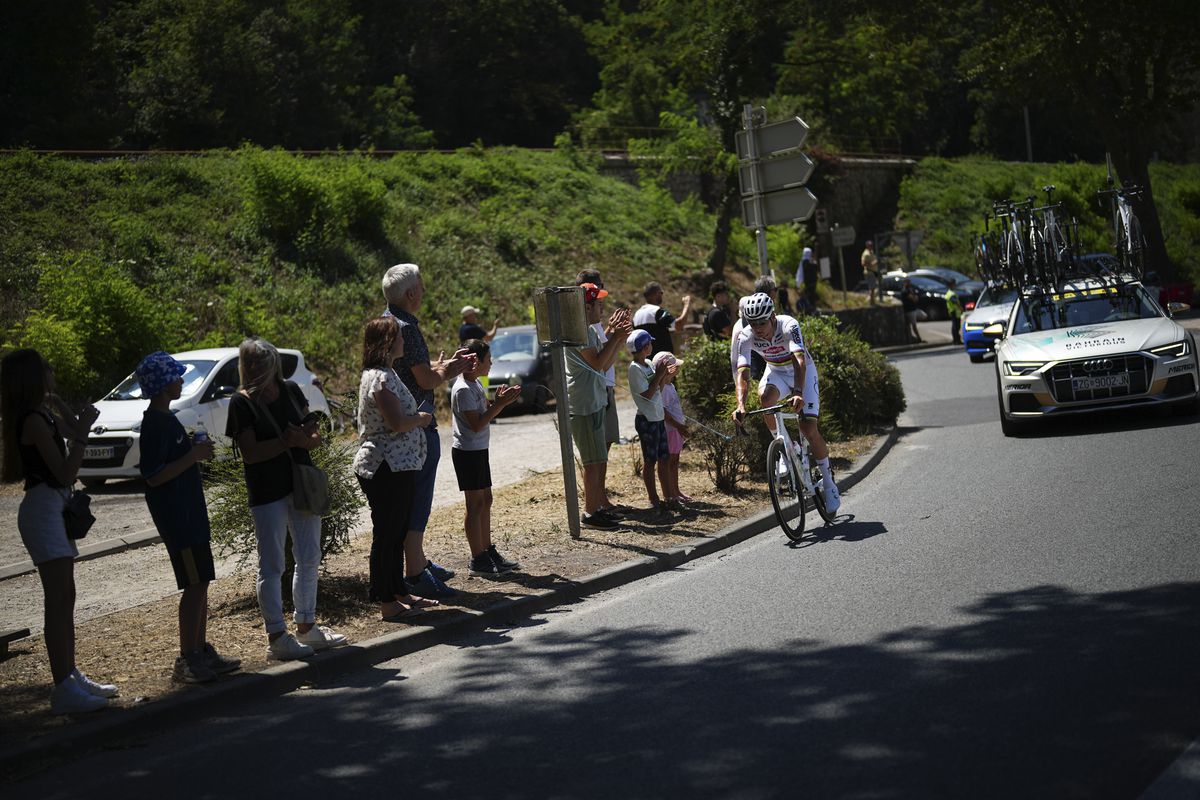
266, 632, 315, 661
295, 625, 348, 651
50, 675, 109, 714
72, 668, 118, 698
823, 481, 842, 514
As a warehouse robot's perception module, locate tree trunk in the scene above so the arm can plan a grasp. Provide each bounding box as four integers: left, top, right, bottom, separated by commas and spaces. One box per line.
706, 179, 740, 278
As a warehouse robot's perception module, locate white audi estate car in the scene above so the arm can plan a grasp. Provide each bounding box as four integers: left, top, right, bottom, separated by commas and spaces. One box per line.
78, 348, 329, 486
994, 276, 1198, 436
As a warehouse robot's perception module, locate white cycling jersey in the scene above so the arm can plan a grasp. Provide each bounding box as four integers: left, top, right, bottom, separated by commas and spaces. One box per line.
730, 314, 820, 418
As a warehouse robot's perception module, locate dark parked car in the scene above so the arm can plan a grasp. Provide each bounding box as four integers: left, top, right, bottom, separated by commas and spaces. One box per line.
879, 274, 965, 320
484, 325, 555, 412
883, 269, 982, 310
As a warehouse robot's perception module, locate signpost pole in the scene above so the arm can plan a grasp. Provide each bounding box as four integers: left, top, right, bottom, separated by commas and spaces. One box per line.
835, 227, 848, 306
546, 292, 581, 539
743, 104, 770, 277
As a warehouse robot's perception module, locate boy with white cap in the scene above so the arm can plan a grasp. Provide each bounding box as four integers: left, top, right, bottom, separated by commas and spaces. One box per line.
627, 330, 678, 510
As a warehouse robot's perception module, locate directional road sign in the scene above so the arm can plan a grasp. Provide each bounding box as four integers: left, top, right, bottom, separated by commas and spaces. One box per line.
741, 187, 818, 228
831, 225, 856, 248
737, 152, 816, 197
735, 116, 810, 161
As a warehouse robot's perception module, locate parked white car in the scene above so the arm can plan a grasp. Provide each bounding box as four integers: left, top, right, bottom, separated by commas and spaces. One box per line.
994, 276, 1198, 436
78, 347, 329, 487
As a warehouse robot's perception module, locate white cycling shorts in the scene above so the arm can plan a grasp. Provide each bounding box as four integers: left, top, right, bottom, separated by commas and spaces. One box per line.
757, 362, 820, 419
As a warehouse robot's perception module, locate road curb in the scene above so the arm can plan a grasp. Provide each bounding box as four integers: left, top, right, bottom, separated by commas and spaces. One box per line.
0, 528, 163, 582
0, 424, 902, 774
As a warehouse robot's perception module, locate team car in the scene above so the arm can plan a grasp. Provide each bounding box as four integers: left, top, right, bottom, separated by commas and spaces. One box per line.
962, 284, 1018, 362
78, 347, 329, 486
994, 274, 1199, 435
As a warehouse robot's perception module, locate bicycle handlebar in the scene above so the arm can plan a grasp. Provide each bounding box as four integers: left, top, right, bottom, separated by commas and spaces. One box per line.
738, 404, 789, 418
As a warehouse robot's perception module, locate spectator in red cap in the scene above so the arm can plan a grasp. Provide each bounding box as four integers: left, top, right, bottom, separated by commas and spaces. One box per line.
565, 282, 631, 530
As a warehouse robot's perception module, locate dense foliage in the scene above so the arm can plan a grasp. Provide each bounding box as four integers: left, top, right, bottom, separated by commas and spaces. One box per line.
895, 158, 1200, 285
0, 148, 712, 399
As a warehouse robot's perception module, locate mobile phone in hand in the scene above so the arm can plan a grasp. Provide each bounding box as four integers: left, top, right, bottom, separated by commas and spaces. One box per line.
301, 411, 322, 426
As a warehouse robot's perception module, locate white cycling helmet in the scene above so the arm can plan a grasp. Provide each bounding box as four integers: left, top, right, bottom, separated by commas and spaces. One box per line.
740, 292, 775, 325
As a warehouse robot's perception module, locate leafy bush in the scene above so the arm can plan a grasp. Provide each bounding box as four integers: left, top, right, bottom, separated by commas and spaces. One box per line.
206, 422, 363, 568
5, 254, 184, 398
676, 319, 905, 440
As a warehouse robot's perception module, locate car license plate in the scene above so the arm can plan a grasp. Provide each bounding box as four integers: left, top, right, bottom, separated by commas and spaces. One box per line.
1071, 373, 1130, 392
84, 445, 115, 460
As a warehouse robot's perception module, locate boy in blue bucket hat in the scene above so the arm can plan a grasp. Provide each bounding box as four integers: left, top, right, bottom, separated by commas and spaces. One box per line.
135, 351, 240, 684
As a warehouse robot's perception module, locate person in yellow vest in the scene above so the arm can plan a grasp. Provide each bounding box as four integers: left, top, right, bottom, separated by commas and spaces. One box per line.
945, 279, 963, 344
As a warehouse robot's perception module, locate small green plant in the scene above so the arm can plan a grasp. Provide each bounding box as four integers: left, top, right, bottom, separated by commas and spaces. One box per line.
206, 422, 363, 569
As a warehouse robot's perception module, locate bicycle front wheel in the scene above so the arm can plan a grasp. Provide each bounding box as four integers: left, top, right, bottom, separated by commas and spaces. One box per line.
767, 438, 806, 541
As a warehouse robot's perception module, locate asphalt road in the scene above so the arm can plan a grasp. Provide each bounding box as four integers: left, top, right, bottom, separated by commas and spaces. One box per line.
9, 346, 1200, 798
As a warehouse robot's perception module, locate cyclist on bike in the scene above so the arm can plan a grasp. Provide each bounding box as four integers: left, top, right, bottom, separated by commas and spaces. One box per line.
731, 292, 841, 513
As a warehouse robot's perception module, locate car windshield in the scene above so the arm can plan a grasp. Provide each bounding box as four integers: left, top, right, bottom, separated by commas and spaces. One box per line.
1011, 285, 1160, 334
928, 268, 973, 284
909, 277, 946, 291
103, 360, 218, 400
976, 287, 1018, 308
491, 331, 540, 362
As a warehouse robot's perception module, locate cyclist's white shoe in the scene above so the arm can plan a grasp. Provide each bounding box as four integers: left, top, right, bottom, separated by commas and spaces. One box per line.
822, 481, 842, 514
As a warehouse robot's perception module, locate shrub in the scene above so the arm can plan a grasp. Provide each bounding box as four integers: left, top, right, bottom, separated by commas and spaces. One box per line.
5, 253, 184, 399
206, 421, 363, 569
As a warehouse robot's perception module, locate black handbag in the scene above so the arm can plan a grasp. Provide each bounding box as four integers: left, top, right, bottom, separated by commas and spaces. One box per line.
63, 489, 95, 540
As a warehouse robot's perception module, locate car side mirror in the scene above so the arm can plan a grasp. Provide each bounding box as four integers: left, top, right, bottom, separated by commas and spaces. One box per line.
1167, 302, 1191, 316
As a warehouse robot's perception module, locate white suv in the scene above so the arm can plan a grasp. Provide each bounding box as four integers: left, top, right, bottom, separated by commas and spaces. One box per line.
994, 276, 1198, 436
78, 347, 329, 487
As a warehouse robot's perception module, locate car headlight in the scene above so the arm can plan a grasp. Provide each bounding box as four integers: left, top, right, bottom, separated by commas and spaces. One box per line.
1149, 340, 1190, 358
964, 323, 986, 331
131, 421, 142, 433
983, 323, 1005, 336
1004, 361, 1045, 376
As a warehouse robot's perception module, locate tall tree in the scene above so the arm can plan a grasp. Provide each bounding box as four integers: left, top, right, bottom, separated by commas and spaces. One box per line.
581, 0, 797, 276
961, 0, 1200, 280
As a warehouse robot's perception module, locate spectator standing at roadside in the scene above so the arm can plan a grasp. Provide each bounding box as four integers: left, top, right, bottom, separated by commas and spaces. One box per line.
353, 316, 440, 621
458, 305, 497, 344
451, 338, 522, 576
576, 269, 621, 457
795, 247, 819, 315
565, 282, 632, 529
226, 337, 348, 660
901, 279, 922, 343
136, 351, 240, 683
627, 330, 677, 511
1, 349, 116, 714
703, 281, 734, 340
654, 350, 691, 508
633, 281, 690, 356
382, 263, 476, 599
944, 279, 963, 344
862, 241, 880, 305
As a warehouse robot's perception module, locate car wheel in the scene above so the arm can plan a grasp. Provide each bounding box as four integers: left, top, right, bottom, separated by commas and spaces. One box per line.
969, 352, 985, 364
81, 478, 107, 489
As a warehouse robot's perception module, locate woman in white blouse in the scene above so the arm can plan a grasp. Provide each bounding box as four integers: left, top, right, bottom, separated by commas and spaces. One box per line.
355, 317, 439, 618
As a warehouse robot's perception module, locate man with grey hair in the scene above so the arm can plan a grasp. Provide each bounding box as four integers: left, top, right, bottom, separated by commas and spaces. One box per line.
382, 263, 475, 598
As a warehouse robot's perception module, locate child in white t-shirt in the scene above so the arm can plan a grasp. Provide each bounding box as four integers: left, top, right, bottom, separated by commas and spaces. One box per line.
626, 330, 677, 510
451, 339, 522, 576
653, 351, 691, 508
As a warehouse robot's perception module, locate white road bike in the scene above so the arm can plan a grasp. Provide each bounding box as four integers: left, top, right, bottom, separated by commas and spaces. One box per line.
741, 403, 835, 541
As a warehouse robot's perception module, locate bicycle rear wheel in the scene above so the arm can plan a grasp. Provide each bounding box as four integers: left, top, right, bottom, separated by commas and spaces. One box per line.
767, 438, 805, 541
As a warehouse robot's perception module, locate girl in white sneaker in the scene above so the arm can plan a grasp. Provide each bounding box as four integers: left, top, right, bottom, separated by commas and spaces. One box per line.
1, 349, 118, 713
225, 339, 347, 660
